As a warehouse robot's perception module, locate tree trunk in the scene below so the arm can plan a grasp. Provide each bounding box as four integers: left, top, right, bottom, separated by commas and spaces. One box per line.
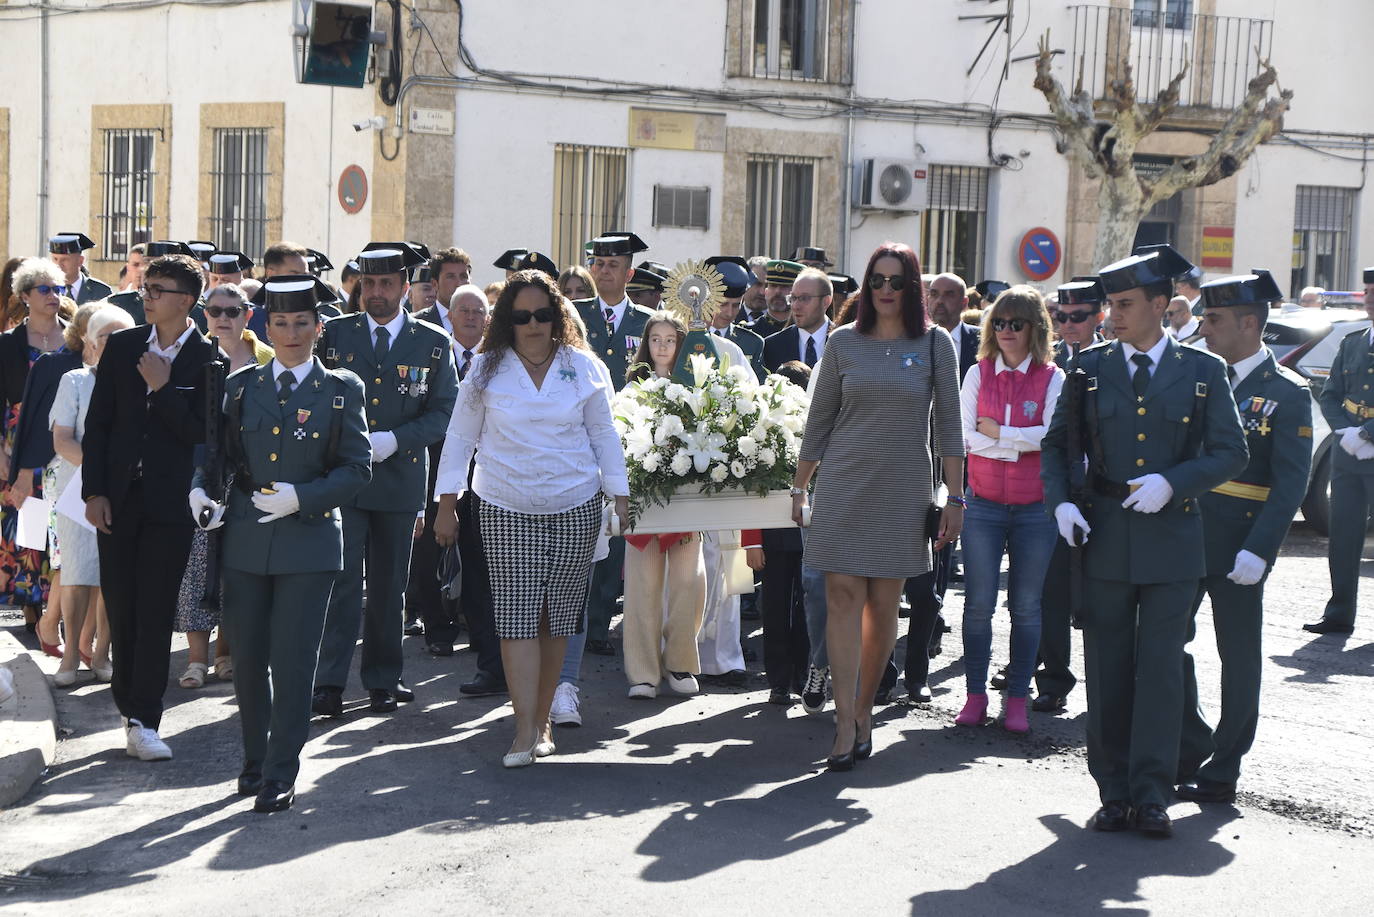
1094, 174, 1147, 268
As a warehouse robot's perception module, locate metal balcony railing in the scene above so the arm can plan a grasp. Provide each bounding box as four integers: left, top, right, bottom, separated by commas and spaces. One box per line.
1067, 5, 1274, 111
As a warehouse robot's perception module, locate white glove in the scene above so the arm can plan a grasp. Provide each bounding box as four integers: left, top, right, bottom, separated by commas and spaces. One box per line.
188, 487, 225, 531
1340, 427, 1365, 457
1053, 502, 1090, 546
369, 430, 398, 463
1122, 474, 1174, 514
1226, 549, 1267, 586
251, 482, 300, 523
1355, 440, 1374, 462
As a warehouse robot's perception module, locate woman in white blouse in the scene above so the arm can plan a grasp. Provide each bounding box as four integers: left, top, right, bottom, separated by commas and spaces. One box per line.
956, 286, 1064, 734
434, 270, 629, 768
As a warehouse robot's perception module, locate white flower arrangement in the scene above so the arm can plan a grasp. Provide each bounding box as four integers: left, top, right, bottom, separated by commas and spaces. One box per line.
612, 352, 809, 524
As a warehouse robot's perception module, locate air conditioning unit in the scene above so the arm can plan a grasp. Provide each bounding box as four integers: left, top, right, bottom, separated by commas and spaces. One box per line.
854, 158, 928, 212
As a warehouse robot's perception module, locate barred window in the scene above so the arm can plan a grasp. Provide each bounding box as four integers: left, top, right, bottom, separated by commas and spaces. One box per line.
653, 186, 710, 230
1132, 0, 1192, 30
752, 0, 827, 80
745, 155, 815, 260
98, 129, 156, 261
552, 143, 628, 269
920, 165, 988, 284
1292, 185, 1357, 295
210, 128, 269, 262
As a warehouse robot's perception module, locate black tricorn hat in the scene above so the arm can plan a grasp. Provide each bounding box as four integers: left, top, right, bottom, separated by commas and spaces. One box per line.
1362, 266, 1374, 285
1099, 244, 1197, 295
829, 273, 858, 298
1135, 243, 1203, 283
975, 279, 1010, 300
406, 241, 432, 261
636, 259, 670, 277
356, 242, 426, 275
49, 232, 95, 254
705, 256, 753, 299
305, 249, 335, 273
410, 264, 434, 284
794, 246, 833, 267
587, 232, 649, 257
512, 250, 558, 278
145, 240, 196, 258
207, 250, 254, 274
249, 274, 339, 312
493, 248, 529, 270
1056, 277, 1105, 306
186, 241, 216, 260
1199, 269, 1284, 309
626, 267, 667, 294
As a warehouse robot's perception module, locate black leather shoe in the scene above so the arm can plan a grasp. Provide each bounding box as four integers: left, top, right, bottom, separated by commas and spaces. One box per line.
1032, 693, 1068, 713
237, 765, 264, 797
369, 689, 398, 713
990, 666, 1009, 691
459, 671, 508, 697
1090, 800, 1131, 832
1176, 777, 1236, 804
1133, 803, 1173, 837
1302, 619, 1354, 635
768, 687, 792, 705
928, 636, 943, 658
909, 683, 933, 704
403, 619, 424, 636
310, 686, 343, 718
426, 642, 454, 657
392, 681, 415, 703
586, 639, 617, 656
873, 688, 892, 705
253, 780, 295, 813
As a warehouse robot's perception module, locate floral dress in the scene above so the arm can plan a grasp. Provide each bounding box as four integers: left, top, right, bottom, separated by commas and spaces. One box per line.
0, 345, 53, 606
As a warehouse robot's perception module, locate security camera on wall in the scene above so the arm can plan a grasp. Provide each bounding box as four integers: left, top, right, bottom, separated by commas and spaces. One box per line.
352, 116, 386, 133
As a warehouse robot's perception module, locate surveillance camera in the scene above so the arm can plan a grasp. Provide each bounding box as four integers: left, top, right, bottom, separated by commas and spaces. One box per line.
352, 116, 386, 133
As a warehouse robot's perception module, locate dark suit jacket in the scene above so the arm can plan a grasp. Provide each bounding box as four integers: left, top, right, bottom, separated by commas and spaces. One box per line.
749, 313, 790, 340
106, 290, 146, 325
81, 324, 216, 524
762, 323, 831, 374
75, 273, 113, 305
718, 324, 766, 380
8, 348, 83, 483
0, 323, 35, 420
413, 305, 446, 330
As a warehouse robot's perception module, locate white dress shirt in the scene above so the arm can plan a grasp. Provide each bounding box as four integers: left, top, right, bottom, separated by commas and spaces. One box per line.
145, 321, 196, 393
798, 319, 830, 364
69, 275, 84, 301
269, 358, 312, 391
961, 354, 1065, 462
1171, 317, 1199, 340
436, 346, 630, 514
1227, 346, 1268, 391
365, 310, 405, 350
599, 295, 631, 330
1120, 333, 1170, 379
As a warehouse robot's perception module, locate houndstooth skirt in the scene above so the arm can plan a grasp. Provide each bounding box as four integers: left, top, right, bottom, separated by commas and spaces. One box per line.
479, 495, 603, 640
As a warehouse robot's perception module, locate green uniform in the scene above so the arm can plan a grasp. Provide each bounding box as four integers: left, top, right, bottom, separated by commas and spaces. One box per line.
106, 290, 146, 325
1315, 327, 1374, 628
573, 297, 656, 391
1042, 336, 1248, 808
716, 323, 767, 381
315, 311, 459, 692
1178, 350, 1311, 784
205, 358, 372, 784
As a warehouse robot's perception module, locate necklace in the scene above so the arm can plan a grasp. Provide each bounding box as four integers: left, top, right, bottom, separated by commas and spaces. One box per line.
29, 323, 60, 351
515, 345, 555, 368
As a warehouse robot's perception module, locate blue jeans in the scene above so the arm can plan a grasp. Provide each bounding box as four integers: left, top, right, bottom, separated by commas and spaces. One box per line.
801, 562, 828, 669
560, 567, 596, 685
960, 495, 1057, 698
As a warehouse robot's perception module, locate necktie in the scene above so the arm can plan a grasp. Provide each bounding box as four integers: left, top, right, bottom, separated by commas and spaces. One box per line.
374, 326, 390, 363
1131, 353, 1152, 398
604, 307, 616, 330
804, 335, 817, 366
278, 370, 295, 404
1227, 365, 1237, 387
460, 349, 473, 380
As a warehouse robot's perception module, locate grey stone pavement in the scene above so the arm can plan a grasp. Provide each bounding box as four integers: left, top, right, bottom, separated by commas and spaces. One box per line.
1, 520, 1371, 914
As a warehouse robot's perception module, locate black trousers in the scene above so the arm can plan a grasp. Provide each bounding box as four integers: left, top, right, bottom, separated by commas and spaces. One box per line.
458, 493, 503, 680
97, 486, 194, 731
406, 487, 460, 645
1034, 538, 1078, 698
882, 540, 951, 692
761, 547, 809, 691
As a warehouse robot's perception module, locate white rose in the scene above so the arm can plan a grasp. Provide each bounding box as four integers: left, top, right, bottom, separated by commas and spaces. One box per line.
758, 447, 776, 467
730, 460, 747, 479
671, 452, 693, 476
642, 450, 663, 473
710, 463, 729, 483
665, 383, 689, 403
737, 436, 759, 457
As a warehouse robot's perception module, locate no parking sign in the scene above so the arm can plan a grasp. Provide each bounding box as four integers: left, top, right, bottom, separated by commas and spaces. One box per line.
1017, 227, 1061, 281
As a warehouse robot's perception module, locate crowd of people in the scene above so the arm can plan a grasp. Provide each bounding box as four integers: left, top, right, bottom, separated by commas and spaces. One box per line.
0, 226, 1365, 836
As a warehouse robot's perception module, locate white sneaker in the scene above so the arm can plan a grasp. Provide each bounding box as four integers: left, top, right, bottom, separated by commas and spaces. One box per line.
628, 683, 657, 699
550, 682, 582, 727
125, 720, 173, 761
664, 671, 699, 695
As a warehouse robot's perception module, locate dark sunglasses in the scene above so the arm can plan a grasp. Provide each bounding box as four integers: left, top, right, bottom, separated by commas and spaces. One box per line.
991, 318, 1028, 333
1052, 310, 1096, 325
27, 284, 68, 296
205, 305, 245, 319
868, 272, 906, 291
511, 306, 557, 325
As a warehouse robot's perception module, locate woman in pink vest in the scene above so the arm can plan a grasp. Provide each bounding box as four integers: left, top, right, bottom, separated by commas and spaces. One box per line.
956, 286, 1064, 733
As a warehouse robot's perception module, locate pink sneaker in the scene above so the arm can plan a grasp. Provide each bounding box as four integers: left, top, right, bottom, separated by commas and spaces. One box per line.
1003, 696, 1029, 733
955, 693, 988, 726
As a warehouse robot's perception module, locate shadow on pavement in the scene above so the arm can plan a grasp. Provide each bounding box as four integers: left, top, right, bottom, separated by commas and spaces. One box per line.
1269, 635, 1374, 683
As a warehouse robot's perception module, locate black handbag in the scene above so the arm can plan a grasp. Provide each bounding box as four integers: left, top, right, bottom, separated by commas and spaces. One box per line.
437, 543, 462, 600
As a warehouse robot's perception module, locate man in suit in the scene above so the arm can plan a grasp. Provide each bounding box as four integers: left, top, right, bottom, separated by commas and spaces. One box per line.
750, 260, 800, 339
49, 232, 113, 304
1307, 265, 1374, 635
704, 256, 766, 380
312, 242, 459, 715
763, 267, 831, 373
573, 231, 656, 655
930, 272, 980, 381
1042, 245, 1248, 838
1175, 269, 1311, 804
82, 253, 216, 761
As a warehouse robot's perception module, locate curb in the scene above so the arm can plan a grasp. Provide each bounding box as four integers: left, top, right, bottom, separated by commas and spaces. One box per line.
0, 630, 58, 809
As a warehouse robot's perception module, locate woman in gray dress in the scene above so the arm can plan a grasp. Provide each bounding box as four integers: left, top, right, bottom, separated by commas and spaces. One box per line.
791, 242, 965, 770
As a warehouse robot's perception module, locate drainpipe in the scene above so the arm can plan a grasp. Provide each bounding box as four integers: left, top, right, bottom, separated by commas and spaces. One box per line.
37, 0, 51, 248
841, 0, 859, 272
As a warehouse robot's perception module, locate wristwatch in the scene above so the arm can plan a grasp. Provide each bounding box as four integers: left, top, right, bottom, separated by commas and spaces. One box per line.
947, 495, 968, 508
789, 486, 807, 496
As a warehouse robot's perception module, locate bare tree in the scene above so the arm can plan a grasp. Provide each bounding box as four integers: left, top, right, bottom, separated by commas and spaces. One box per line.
1034, 31, 1293, 268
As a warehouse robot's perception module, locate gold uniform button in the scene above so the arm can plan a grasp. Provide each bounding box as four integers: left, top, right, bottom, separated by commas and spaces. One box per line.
606, 349, 614, 356
269, 452, 278, 462
1135, 458, 1145, 467
1184, 505, 1191, 513
370, 419, 377, 427
1246, 511, 1254, 518
375, 377, 382, 385
324, 511, 331, 519
272, 426, 280, 435
1137, 433, 1146, 441
1137, 407, 1146, 416
371, 397, 380, 406
412, 456, 419, 463
1182, 416, 1190, 423
312, 432, 320, 439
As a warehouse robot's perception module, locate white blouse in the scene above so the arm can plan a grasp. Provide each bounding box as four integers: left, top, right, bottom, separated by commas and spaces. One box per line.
960, 354, 1065, 462
436, 346, 630, 514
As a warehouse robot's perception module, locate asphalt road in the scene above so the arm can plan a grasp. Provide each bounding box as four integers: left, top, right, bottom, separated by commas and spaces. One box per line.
1, 519, 1371, 914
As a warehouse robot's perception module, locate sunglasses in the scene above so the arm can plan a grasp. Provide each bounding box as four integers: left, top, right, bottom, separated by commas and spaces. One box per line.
27, 284, 68, 296
511, 306, 557, 325
205, 305, 245, 319
991, 318, 1028, 333
1052, 310, 1096, 325
868, 273, 906, 291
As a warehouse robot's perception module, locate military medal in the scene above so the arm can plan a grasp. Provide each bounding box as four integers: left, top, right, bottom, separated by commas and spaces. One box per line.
397, 364, 410, 395
418, 366, 429, 396
625, 335, 641, 351
294, 408, 311, 439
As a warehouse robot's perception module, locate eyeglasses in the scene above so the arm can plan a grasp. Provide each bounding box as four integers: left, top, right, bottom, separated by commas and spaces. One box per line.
868, 273, 906, 291
1052, 310, 1096, 325
205, 305, 245, 319
26, 284, 68, 296
510, 306, 557, 325
991, 318, 1029, 333
785, 294, 822, 305
139, 283, 194, 301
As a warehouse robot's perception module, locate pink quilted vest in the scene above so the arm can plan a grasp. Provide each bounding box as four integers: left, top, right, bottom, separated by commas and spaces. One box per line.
968, 358, 1054, 506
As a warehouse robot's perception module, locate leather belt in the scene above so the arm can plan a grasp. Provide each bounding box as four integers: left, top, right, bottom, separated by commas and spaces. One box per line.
1343, 398, 1374, 420
1090, 473, 1140, 500
1211, 480, 1270, 502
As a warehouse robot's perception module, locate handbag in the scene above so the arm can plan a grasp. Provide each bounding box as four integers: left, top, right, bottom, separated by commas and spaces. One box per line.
436, 543, 462, 600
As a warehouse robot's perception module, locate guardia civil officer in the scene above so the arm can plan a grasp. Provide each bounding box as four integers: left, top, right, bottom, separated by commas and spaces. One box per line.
494, 248, 558, 281
1308, 265, 1374, 635
190, 274, 371, 812
1175, 269, 1311, 804
48, 232, 112, 304
574, 231, 657, 656
1041, 245, 1247, 838
751, 260, 801, 338
1033, 277, 1107, 713
311, 242, 459, 715
704, 256, 767, 381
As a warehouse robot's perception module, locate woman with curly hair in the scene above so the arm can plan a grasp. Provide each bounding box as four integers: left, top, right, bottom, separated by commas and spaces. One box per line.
434, 269, 628, 768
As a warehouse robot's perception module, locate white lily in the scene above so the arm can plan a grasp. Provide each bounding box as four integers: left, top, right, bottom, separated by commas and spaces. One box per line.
688, 352, 717, 388
680, 428, 728, 472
